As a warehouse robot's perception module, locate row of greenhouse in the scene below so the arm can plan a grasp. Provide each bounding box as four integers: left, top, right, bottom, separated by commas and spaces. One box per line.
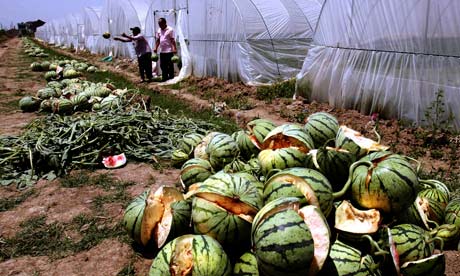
35, 0, 460, 130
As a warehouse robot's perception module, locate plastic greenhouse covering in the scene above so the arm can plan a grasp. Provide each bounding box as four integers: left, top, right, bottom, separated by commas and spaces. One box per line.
36, 0, 324, 84
296, 0, 460, 129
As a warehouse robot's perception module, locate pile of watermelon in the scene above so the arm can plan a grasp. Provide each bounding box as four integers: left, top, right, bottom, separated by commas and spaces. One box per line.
23, 38, 49, 57
19, 78, 125, 115
124, 112, 459, 275
29, 59, 98, 80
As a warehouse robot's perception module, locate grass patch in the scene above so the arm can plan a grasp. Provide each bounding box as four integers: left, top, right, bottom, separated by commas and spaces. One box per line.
0, 216, 73, 261
71, 214, 126, 252
2, 99, 20, 110
256, 78, 296, 103
0, 189, 36, 212
117, 259, 137, 276
0, 213, 127, 261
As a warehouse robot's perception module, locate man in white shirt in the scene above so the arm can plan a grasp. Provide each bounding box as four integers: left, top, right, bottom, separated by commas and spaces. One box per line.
153, 18, 177, 82
114, 26, 153, 83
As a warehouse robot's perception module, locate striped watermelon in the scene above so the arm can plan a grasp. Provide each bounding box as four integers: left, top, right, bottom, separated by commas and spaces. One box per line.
420, 179, 450, 202
444, 198, 460, 227
246, 119, 277, 149
52, 99, 73, 114
418, 190, 446, 226
400, 253, 445, 276
41, 61, 51, 71
171, 149, 189, 167
149, 234, 232, 276
262, 124, 314, 152
123, 190, 148, 244
223, 158, 249, 173
44, 71, 57, 81
336, 151, 420, 215
194, 132, 219, 160
390, 224, 435, 264
187, 172, 262, 254
232, 130, 260, 160
233, 252, 259, 276
304, 112, 339, 147
140, 186, 188, 248
335, 126, 389, 158
206, 133, 239, 170
263, 167, 334, 217
258, 148, 306, 178
179, 133, 204, 156
30, 62, 42, 71
304, 147, 355, 192
377, 226, 400, 276
180, 158, 213, 190
251, 197, 314, 276
320, 239, 382, 276
100, 95, 120, 110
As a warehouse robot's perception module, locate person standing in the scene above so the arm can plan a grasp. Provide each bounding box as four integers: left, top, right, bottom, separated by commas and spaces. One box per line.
114, 27, 153, 83
154, 18, 177, 82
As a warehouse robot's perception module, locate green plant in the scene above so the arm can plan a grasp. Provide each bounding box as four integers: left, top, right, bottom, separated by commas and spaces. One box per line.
0, 189, 35, 212
423, 89, 455, 135
256, 78, 296, 103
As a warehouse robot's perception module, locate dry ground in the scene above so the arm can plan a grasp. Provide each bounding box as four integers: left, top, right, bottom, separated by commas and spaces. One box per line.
0, 37, 459, 275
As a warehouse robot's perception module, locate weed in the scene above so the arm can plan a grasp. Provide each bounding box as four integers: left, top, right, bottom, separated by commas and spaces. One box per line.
60, 171, 92, 188
117, 258, 137, 276
256, 78, 296, 103
423, 89, 455, 135
0, 189, 35, 212
225, 94, 255, 110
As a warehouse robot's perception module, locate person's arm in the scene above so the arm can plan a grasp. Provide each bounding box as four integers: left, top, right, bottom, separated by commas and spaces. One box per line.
167, 30, 177, 53
114, 34, 131, 42
153, 31, 160, 53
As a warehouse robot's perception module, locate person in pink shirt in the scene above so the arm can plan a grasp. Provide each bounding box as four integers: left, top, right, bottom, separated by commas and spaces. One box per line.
114, 26, 153, 83
153, 18, 177, 82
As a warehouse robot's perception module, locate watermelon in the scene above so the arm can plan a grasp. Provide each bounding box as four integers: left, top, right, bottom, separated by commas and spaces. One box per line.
445, 198, 460, 227
334, 200, 381, 236
304, 112, 339, 147
44, 71, 58, 81
178, 133, 204, 156
140, 186, 190, 248
233, 252, 259, 276
335, 126, 389, 158
102, 153, 126, 169
187, 172, 262, 255
19, 96, 41, 112
123, 190, 148, 244
171, 55, 180, 63
251, 197, 315, 276
149, 234, 231, 276
171, 149, 189, 167
263, 167, 334, 218
262, 124, 314, 151
30, 62, 42, 71
258, 148, 306, 178
335, 151, 420, 215
390, 224, 435, 264
320, 239, 382, 276
180, 158, 213, 190
52, 99, 73, 114
432, 223, 460, 249
205, 133, 239, 170
86, 66, 97, 73
246, 119, 277, 149
304, 146, 355, 192
400, 253, 445, 276
151, 53, 159, 62
232, 130, 259, 160
194, 132, 219, 160
41, 61, 51, 71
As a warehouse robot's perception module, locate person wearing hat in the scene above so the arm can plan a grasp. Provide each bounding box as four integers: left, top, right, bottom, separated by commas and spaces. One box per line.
114, 26, 153, 83
153, 18, 177, 82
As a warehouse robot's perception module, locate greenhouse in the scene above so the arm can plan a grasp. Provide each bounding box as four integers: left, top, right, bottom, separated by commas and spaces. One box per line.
296, 0, 460, 129
36, 0, 324, 84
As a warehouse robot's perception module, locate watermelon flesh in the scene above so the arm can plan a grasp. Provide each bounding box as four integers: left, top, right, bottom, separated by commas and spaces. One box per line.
102, 153, 127, 168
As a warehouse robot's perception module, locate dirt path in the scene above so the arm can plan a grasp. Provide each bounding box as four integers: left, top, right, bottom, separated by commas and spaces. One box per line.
0, 38, 41, 136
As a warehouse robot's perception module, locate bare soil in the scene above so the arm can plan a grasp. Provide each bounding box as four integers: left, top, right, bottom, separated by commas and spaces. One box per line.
1, 37, 459, 275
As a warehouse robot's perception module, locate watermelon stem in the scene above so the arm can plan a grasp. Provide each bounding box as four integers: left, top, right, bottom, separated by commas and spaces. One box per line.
430, 236, 445, 251
333, 160, 373, 199
362, 234, 389, 257
372, 127, 382, 144
404, 156, 422, 175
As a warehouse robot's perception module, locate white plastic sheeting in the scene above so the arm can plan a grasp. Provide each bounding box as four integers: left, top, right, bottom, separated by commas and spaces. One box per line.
296, 0, 460, 129
36, 0, 323, 85
182, 0, 323, 84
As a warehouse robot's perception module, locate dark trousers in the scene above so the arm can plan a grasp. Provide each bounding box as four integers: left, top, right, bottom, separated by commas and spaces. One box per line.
138, 53, 153, 81
160, 52, 175, 81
